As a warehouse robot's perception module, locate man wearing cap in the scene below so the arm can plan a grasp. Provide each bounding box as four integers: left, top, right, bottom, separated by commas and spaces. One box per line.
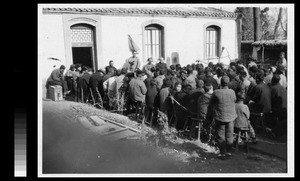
143, 57, 155, 77
155, 57, 168, 73
46, 65, 69, 97
123, 51, 141, 73
209, 76, 237, 159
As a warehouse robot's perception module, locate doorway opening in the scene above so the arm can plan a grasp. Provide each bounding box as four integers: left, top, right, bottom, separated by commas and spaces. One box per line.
72, 47, 93, 68
71, 24, 97, 71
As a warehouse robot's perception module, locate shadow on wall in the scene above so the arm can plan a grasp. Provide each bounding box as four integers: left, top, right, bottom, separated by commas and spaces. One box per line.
171, 52, 179, 65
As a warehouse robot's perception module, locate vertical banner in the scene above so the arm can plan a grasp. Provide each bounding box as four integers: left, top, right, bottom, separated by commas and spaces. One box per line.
15, 108, 27, 177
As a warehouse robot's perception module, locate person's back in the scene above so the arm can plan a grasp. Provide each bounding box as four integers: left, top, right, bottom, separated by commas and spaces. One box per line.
197, 83, 213, 120
211, 88, 237, 122
144, 76, 153, 90
146, 81, 158, 109
129, 71, 147, 103
90, 71, 103, 86
184, 67, 196, 89
251, 79, 272, 113
47, 68, 62, 83
204, 71, 218, 91
271, 74, 287, 114
159, 87, 170, 110
155, 70, 165, 90
210, 76, 237, 158
234, 102, 250, 129
156, 58, 167, 72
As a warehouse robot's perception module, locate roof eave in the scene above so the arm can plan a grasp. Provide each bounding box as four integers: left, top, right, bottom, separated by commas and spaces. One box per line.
42, 8, 238, 20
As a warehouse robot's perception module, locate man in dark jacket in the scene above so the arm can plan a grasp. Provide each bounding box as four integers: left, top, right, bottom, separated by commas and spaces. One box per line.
197, 82, 213, 122
271, 74, 287, 136
78, 67, 93, 102
90, 69, 105, 102
174, 84, 192, 131
155, 57, 168, 73
145, 79, 159, 124
249, 70, 272, 114
204, 68, 218, 91
105, 60, 117, 74
46, 65, 69, 97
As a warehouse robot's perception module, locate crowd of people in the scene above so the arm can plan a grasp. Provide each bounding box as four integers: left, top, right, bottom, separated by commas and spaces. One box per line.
46, 51, 288, 159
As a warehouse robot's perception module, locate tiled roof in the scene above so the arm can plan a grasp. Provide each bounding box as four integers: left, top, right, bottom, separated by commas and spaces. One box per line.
42, 7, 238, 19
252, 39, 287, 47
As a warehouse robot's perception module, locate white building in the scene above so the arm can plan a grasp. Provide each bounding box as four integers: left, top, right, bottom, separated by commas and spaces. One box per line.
38, 6, 239, 86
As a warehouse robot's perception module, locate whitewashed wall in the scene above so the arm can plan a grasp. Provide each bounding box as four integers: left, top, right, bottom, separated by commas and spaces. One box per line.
38, 13, 238, 83
100, 15, 237, 68
38, 13, 65, 85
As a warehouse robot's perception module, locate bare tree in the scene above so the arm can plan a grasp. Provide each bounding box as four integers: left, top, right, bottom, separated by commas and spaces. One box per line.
253, 7, 262, 41
274, 7, 283, 39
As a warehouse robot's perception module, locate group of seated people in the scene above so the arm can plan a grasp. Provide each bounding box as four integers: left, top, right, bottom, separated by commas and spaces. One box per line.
46, 55, 288, 159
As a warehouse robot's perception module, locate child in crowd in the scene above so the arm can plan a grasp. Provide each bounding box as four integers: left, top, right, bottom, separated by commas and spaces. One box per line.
234, 91, 256, 142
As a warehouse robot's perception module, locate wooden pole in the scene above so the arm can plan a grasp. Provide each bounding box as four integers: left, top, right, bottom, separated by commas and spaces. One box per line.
262, 45, 265, 67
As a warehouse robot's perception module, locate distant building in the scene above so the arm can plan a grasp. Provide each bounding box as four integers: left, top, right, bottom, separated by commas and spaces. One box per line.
39, 6, 239, 83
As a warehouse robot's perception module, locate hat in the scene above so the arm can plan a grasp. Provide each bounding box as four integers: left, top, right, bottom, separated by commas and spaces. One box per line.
277, 64, 285, 73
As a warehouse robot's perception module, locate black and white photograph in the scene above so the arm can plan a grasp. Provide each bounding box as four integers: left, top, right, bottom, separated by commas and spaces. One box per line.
37, 3, 294, 177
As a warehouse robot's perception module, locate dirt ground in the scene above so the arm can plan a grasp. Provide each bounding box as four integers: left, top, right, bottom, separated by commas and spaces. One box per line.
42, 100, 287, 174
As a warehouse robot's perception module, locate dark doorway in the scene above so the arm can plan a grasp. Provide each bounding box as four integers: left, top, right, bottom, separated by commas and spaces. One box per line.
72, 47, 93, 68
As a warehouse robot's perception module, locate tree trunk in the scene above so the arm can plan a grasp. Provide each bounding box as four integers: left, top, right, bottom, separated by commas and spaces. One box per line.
253, 7, 261, 41
274, 7, 283, 39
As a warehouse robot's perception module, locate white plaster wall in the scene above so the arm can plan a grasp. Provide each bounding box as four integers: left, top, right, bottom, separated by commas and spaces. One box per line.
38, 13, 66, 84
100, 15, 237, 69
38, 13, 238, 83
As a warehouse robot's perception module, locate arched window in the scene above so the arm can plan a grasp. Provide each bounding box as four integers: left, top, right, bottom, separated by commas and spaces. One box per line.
70, 24, 97, 71
145, 24, 164, 60
205, 25, 221, 58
